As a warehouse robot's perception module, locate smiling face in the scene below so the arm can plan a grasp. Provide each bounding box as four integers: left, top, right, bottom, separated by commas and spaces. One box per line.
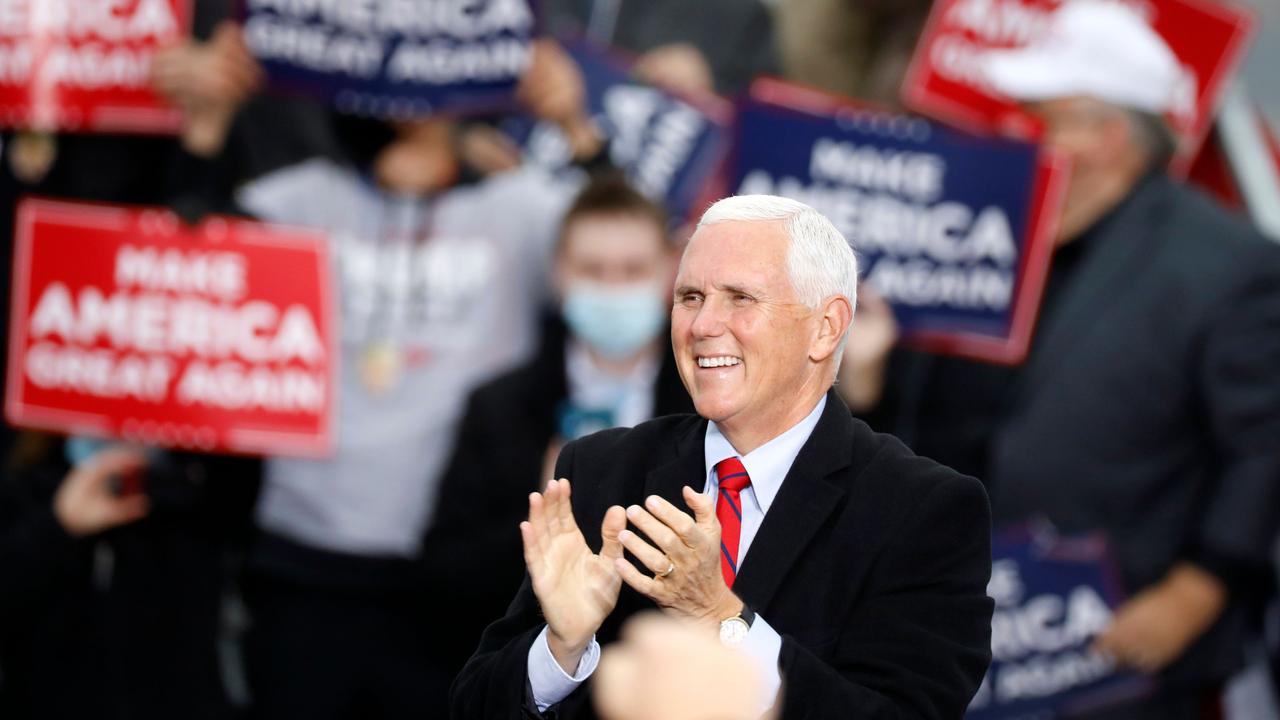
672, 220, 831, 452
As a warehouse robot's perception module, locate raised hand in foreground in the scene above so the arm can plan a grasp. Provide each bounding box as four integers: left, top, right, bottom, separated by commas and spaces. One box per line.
521, 478, 626, 674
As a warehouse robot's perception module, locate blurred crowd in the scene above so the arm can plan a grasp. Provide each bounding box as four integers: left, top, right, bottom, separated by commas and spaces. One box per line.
2, 1, 1279, 719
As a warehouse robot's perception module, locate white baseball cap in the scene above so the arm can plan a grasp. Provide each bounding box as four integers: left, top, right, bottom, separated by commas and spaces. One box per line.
979, 1, 1182, 114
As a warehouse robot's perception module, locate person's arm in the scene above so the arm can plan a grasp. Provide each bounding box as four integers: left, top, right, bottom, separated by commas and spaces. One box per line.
1, 447, 151, 616
610, 468, 992, 718
152, 21, 263, 219
418, 392, 540, 670
610, 488, 785, 713
1095, 256, 1280, 672
451, 441, 626, 719
152, 21, 261, 160
517, 39, 605, 165
835, 287, 899, 414
422, 396, 526, 588
0, 477, 78, 617
774, 471, 993, 719
1190, 259, 1280, 583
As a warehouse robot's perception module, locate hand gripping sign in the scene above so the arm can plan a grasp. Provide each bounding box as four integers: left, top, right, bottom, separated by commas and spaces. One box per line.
901, 0, 1256, 177
7, 199, 335, 457
502, 37, 732, 225
0, 0, 191, 132
730, 78, 1067, 365
969, 521, 1154, 719
241, 0, 537, 118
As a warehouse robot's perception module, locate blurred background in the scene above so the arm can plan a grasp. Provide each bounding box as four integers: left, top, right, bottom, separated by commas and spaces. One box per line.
1, 1, 1278, 719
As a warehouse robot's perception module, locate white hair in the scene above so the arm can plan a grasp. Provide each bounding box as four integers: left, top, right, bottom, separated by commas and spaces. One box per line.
696, 194, 859, 363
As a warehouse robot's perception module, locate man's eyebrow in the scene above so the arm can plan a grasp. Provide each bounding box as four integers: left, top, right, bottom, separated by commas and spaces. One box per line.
673, 285, 701, 296
718, 283, 761, 297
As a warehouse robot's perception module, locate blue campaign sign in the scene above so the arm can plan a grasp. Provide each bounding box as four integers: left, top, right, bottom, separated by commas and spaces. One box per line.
502, 39, 731, 225
241, 0, 536, 117
730, 78, 1068, 365
967, 522, 1153, 719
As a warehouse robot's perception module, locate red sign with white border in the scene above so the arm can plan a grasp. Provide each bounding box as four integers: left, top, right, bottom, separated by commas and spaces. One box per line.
0, 0, 191, 133
7, 198, 335, 457
902, 0, 1256, 177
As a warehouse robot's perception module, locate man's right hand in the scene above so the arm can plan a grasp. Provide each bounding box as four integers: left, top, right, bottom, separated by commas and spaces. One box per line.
520, 478, 626, 674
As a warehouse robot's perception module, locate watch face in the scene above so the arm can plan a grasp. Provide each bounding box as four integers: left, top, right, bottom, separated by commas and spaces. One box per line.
720, 617, 750, 647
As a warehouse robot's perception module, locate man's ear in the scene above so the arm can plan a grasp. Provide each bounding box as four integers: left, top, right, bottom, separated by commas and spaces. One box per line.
809, 295, 853, 364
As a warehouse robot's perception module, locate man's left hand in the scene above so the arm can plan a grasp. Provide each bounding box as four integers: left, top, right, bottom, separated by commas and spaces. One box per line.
1093, 562, 1227, 673
614, 486, 741, 627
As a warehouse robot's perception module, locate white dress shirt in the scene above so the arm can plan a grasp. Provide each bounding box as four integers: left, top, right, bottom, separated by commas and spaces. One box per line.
565, 340, 660, 430
528, 395, 829, 713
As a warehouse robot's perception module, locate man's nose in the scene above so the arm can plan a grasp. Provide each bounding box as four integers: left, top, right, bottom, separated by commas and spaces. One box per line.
689, 296, 728, 338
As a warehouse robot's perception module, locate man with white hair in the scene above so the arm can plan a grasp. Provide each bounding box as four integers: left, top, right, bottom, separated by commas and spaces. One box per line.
847, 2, 1280, 716
451, 195, 994, 719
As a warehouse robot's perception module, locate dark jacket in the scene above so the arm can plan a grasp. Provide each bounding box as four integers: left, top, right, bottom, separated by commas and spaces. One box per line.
451, 389, 994, 719
887, 174, 1280, 687
0, 437, 260, 720
421, 317, 693, 673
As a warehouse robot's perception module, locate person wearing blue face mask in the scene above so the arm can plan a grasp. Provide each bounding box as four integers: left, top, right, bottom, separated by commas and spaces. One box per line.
418, 175, 694, 684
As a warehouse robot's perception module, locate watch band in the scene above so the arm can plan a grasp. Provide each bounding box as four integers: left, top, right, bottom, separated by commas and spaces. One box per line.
724, 601, 755, 628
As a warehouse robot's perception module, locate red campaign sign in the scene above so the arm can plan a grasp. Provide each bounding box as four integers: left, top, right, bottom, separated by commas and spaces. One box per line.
6, 198, 336, 457
901, 0, 1256, 177
0, 0, 191, 133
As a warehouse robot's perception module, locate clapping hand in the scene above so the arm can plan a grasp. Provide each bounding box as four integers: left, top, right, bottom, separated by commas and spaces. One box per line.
614, 487, 742, 627
521, 479, 627, 674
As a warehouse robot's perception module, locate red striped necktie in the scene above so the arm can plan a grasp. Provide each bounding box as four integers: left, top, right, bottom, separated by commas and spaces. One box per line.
714, 457, 752, 587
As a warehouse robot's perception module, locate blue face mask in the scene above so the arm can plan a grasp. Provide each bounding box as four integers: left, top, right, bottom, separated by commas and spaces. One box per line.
562, 281, 668, 360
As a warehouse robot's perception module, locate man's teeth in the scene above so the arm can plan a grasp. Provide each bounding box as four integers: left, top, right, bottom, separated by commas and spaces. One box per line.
697, 356, 741, 368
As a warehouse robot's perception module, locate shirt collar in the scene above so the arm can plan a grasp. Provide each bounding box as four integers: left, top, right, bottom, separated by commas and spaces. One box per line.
703, 395, 827, 514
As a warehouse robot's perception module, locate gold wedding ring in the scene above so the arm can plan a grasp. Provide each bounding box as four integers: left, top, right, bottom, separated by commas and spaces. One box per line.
656, 560, 676, 579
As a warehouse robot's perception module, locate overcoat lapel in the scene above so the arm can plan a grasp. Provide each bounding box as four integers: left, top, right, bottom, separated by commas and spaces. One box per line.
639, 392, 855, 612
733, 391, 853, 612
643, 416, 707, 504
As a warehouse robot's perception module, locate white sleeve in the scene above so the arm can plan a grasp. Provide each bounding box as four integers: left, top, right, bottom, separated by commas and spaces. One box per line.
526, 625, 602, 712
739, 614, 784, 715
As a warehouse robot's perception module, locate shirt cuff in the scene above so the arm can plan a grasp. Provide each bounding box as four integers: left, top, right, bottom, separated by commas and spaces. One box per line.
527, 625, 601, 712
739, 614, 784, 715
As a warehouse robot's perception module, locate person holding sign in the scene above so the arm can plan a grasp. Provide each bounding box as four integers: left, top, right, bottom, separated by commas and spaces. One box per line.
152, 27, 612, 719
1, 446, 150, 587
854, 3, 1280, 716
451, 195, 994, 719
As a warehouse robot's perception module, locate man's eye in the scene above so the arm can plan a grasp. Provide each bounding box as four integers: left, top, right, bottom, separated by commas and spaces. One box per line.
733, 293, 754, 304
679, 293, 703, 306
